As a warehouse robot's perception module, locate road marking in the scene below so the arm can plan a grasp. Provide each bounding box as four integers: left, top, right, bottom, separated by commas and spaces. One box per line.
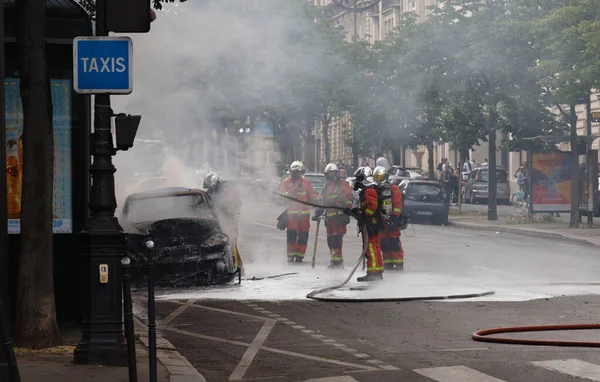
414, 365, 506, 382
170, 302, 270, 322
229, 320, 276, 381
159, 299, 196, 327
304, 377, 360, 382
531, 359, 600, 381
250, 303, 399, 372
436, 348, 490, 352
162, 326, 378, 372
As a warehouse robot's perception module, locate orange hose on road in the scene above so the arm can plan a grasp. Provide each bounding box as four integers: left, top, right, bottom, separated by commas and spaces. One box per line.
472, 324, 600, 347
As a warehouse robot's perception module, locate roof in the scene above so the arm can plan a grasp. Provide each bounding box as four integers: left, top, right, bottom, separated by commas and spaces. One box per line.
4, 0, 92, 39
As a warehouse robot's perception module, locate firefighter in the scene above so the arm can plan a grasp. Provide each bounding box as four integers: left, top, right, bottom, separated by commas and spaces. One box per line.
373, 166, 405, 270
349, 167, 384, 282
375, 157, 391, 172
277, 161, 317, 263
203, 171, 244, 275
313, 163, 353, 269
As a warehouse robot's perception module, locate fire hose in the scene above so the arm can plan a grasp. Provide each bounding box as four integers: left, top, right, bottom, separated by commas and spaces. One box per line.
268, 190, 494, 302
250, 187, 598, 346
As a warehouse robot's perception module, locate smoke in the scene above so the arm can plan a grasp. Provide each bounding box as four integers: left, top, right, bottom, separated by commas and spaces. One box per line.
110, 0, 339, 265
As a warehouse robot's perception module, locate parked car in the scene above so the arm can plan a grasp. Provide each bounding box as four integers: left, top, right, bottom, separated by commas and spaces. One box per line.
303, 172, 326, 195
463, 166, 511, 205
121, 187, 239, 287
398, 179, 449, 225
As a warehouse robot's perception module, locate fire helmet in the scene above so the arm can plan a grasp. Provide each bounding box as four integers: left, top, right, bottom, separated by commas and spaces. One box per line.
324, 163, 339, 180
375, 157, 391, 171
290, 161, 306, 178
203, 171, 221, 190
373, 166, 387, 185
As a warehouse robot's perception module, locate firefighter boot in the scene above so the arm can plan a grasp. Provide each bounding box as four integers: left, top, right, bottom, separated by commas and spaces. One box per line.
357, 272, 383, 282
327, 261, 344, 270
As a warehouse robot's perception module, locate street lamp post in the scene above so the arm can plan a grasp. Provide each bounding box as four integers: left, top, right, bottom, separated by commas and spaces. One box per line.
74, 0, 128, 366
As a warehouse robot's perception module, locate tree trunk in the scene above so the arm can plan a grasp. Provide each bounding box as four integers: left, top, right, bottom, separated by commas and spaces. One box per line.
427, 138, 434, 180
14, 0, 60, 348
569, 104, 580, 228
487, 108, 498, 221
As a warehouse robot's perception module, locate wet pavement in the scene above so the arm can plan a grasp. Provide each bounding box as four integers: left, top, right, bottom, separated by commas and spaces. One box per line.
130, 196, 600, 381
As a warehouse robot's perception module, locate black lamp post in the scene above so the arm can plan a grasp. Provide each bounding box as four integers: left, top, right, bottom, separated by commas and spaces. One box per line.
73, 0, 142, 365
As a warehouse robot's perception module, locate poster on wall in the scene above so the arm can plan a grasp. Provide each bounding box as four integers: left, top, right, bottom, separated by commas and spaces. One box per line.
530, 152, 572, 213
5, 78, 73, 234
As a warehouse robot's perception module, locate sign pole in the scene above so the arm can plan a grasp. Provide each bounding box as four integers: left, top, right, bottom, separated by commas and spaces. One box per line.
73, 0, 128, 366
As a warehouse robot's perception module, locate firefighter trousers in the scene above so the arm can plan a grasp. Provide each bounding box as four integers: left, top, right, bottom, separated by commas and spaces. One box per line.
325, 216, 347, 263
287, 214, 310, 259
363, 231, 384, 273
380, 225, 404, 265
232, 238, 243, 271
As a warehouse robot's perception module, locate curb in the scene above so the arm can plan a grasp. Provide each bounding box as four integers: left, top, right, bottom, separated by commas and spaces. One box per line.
134, 317, 207, 382
448, 220, 600, 247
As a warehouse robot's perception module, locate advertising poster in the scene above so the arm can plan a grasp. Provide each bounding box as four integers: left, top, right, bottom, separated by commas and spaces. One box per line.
5, 78, 73, 234
530, 152, 572, 213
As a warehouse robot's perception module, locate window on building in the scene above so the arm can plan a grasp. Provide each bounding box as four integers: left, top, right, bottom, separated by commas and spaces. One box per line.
409, 0, 416, 10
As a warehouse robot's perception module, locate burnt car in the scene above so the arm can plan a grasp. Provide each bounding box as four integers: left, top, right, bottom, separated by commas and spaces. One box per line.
121, 187, 239, 287
398, 179, 449, 225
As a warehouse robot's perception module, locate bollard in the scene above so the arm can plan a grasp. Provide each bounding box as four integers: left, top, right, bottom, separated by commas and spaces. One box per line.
145, 240, 157, 382
0, 300, 20, 382
121, 257, 138, 382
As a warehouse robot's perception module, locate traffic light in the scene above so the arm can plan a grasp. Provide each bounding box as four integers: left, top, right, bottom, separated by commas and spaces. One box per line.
106, 0, 154, 33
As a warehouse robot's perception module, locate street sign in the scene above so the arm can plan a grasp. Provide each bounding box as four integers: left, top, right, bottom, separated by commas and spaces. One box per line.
73, 37, 133, 94
592, 112, 600, 123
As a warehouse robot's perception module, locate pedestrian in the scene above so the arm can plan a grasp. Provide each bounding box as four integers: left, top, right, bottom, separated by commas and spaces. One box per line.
439, 165, 453, 205
203, 171, 244, 275
277, 161, 317, 263
452, 168, 460, 203
313, 163, 353, 269
373, 166, 404, 271
462, 157, 473, 182
350, 167, 384, 281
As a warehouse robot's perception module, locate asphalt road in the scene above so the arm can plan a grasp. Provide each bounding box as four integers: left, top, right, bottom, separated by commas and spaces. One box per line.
138, 195, 600, 382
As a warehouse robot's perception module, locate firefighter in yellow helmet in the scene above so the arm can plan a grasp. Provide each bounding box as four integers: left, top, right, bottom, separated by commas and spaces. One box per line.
373, 165, 405, 270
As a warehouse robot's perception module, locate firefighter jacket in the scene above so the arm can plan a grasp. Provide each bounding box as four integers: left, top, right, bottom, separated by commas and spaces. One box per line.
319, 179, 353, 218
378, 182, 402, 220
280, 177, 317, 217
359, 186, 381, 228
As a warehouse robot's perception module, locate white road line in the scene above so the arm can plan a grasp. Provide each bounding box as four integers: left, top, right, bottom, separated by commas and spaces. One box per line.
414, 366, 506, 382
159, 299, 196, 327
353, 354, 370, 359
436, 348, 490, 352
292, 325, 306, 329
302, 330, 314, 334
163, 327, 378, 372
174, 302, 270, 322
531, 359, 600, 381
229, 320, 276, 381
304, 377, 360, 382
379, 365, 400, 371
367, 360, 384, 364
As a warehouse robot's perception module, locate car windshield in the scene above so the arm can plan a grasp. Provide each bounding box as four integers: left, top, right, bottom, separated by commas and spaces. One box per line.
408, 183, 441, 196
304, 175, 326, 188
125, 194, 215, 223
479, 170, 508, 183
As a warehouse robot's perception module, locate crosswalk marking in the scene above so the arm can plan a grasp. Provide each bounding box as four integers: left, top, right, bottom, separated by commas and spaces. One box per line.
531, 359, 600, 381
414, 365, 506, 382
304, 377, 360, 382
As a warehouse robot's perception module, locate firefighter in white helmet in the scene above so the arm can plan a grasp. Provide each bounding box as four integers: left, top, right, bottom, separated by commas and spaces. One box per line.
373, 165, 405, 270
203, 171, 244, 275
277, 161, 317, 263
313, 163, 353, 268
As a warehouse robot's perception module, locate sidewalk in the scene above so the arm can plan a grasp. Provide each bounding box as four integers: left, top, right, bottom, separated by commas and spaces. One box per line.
14, 318, 206, 382
448, 210, 600, 246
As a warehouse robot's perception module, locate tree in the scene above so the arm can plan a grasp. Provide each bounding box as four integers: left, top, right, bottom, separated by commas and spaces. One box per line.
14, 0, 59, 348
524, 0, 600, 227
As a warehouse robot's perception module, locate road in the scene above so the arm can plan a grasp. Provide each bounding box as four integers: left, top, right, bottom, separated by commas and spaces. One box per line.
138, 195, 600, 382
